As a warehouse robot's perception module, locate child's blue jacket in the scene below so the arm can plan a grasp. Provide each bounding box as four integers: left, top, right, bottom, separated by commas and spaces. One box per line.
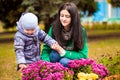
14, 23, 56, 65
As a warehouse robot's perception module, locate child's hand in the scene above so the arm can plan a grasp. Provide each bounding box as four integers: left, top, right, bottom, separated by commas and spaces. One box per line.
18, 64, 27, 71
50, 42, 65, 56
50, 42, 62, 51
50, 42, 58, 50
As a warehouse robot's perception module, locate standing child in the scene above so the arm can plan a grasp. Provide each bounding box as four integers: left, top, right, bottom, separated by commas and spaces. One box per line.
14, 12, 65, 71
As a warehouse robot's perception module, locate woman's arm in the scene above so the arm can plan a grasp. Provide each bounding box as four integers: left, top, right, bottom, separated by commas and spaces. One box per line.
64, 43, 88, 59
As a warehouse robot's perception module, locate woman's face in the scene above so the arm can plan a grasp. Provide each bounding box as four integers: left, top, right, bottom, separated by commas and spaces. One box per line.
60, 10, 71, 30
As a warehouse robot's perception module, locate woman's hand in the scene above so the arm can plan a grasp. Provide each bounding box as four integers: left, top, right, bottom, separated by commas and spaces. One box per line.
50, 42, 65, 56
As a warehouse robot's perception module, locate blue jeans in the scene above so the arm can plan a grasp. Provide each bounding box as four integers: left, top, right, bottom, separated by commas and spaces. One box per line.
50, 50, 70, 67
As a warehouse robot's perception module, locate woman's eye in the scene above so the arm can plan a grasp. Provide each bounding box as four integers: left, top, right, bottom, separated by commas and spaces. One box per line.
65, 15, 70, 18
66, 16, 70, 18
60, 14, 64, 17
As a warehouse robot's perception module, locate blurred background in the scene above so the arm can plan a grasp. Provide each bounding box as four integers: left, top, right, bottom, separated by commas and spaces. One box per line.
0, 0, 120, 80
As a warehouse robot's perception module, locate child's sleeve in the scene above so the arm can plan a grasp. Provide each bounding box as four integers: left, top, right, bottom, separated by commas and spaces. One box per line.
14, 35, 26, 64
38, 29, 56, 46
41, 27, 53, 61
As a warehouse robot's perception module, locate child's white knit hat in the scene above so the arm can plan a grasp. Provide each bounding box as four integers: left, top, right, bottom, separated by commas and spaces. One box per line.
19, 12, 38, 29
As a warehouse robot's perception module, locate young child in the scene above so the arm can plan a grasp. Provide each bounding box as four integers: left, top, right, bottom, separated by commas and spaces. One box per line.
14, 12, 65, 71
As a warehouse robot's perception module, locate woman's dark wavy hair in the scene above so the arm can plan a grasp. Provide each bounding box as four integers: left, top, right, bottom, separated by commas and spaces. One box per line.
53, 2, 84, 50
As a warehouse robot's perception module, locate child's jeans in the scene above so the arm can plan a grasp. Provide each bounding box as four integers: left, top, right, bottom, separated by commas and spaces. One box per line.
50, 50, 70, 67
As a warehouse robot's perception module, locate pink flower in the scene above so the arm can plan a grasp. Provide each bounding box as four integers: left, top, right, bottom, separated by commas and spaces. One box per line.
68, 58, 109, 79
22, 60, 73, 80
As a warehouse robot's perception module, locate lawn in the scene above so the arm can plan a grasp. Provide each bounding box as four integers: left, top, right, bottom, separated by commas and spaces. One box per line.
0, 42, 21, 80
0, 30, 120, 80
88, 37, 120, 76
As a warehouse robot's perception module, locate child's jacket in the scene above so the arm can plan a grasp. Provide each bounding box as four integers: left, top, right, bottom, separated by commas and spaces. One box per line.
14, 22, 56, 64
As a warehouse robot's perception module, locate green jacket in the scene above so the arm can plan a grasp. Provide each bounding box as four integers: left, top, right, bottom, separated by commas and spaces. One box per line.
41, 26, 88, 61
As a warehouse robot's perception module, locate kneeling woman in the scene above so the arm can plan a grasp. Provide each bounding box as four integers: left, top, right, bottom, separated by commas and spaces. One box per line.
41, 2, 88, 67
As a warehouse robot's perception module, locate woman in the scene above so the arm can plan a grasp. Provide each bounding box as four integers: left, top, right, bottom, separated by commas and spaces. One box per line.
41, 2, 88, 67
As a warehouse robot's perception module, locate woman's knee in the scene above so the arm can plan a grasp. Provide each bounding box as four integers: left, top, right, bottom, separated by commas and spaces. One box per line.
50, 50, 61, 62
60, 58, 70, 67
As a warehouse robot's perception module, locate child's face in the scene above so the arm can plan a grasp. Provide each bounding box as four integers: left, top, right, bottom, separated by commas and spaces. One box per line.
24, 29, 35, 35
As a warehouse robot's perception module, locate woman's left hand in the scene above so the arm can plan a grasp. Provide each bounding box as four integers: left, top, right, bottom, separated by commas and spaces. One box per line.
50, 42, 65, 56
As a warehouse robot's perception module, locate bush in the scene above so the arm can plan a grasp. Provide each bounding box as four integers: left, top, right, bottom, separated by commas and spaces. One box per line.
98, 53, 120, 75
84, 22, 120, 30
22, 60, 73, 80
22, 59, 109, 80
68, 58, 109, 80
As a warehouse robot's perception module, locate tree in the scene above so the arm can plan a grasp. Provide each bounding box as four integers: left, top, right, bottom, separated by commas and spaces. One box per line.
77, 0, 97, 16
22, 0, 97, 32
0, 0, 25, 29
0, 0, 97, 32
107, 0, 120, 7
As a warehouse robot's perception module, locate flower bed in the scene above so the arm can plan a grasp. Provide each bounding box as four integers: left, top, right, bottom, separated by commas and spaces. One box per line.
22, 60, 73, 80
68, 58, 109, 80
22, 59, 109, 80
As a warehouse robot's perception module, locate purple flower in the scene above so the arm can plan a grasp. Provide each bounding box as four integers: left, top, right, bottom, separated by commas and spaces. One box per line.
68, 58, 109, 79
22, 59, 108, 80
22, 60, 73, 80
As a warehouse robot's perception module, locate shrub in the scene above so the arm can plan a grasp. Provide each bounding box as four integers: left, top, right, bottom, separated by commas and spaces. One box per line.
68, 58, 109, 80
22, 59, 109, 80
22, 60, 73, 80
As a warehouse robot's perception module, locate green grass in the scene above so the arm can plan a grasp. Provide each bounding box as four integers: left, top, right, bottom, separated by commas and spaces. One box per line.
0, 33, 14, 39
0, 30, 120, 80
87, 29, 120, 36
88, 37, 120, 76
88, 37, 120, 59
0, 42, 21, 80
